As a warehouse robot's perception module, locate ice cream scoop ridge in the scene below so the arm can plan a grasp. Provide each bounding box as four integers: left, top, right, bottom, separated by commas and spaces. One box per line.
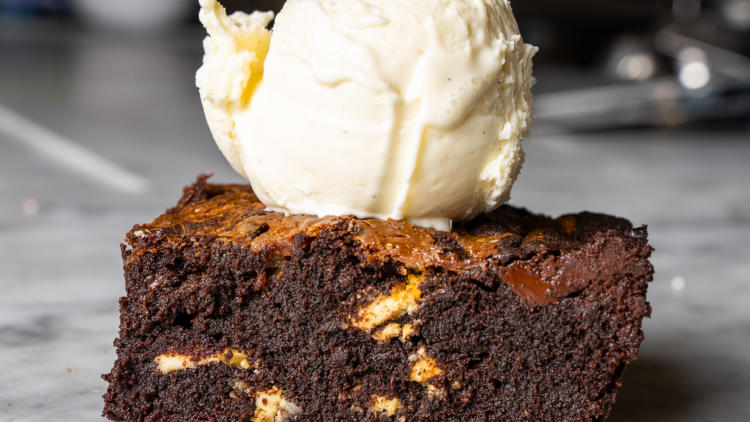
197, 0, 536, 231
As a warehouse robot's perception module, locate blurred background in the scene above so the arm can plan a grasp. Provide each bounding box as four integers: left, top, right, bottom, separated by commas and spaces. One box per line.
1, 1, 748, 421
4, 0, 750, 131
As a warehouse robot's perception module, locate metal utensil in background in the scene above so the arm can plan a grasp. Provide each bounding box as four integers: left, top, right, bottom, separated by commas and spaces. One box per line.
528, 0, 750, 134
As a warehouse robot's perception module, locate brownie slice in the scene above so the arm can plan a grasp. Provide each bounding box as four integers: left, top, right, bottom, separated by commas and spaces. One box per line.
103, 175, 652, 422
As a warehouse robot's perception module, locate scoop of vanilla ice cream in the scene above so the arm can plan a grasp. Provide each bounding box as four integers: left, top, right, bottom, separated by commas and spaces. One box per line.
197, 0, 536, 231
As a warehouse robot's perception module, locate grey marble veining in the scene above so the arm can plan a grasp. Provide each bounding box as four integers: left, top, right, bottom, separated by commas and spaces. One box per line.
1, 23, 749, 421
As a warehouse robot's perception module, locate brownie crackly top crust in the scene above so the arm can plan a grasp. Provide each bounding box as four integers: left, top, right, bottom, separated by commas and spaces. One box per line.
142, 174, 650, 306
104, 175, 653, 422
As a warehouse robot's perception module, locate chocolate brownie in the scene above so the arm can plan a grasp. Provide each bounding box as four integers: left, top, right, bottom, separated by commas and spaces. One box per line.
102, 175, 652, 422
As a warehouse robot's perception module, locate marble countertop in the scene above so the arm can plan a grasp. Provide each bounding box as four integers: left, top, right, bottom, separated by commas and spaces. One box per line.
1, 24, 749, 421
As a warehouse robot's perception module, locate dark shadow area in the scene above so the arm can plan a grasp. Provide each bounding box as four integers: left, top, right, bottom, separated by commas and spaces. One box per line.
608, 357, 702, 422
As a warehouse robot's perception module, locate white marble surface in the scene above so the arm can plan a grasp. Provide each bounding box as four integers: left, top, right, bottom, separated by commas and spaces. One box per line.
1, 24, 749, 421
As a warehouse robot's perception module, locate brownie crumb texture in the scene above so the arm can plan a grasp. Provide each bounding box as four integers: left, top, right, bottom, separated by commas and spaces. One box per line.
103, 176, 653, 422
